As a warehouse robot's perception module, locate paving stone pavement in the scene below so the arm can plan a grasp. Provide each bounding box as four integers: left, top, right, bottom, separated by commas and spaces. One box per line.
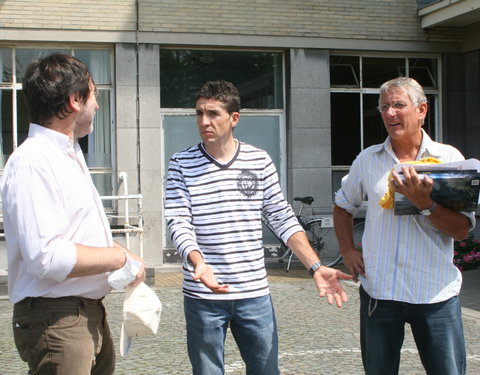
0, 267, 479, 375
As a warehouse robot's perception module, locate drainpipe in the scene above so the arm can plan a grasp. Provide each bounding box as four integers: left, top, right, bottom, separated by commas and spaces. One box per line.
135, 0, 141, 195
135, 0, 144, 259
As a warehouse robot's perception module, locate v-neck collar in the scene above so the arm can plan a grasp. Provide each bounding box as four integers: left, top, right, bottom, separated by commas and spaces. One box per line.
199, 140, 240, 169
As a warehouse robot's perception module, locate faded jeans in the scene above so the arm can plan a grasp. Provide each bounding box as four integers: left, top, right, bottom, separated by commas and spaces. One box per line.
184, 294, 279, 375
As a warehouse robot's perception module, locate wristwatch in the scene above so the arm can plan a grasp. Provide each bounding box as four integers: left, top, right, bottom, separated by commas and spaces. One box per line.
309, 261, 323, 277
419, 201, 438, 216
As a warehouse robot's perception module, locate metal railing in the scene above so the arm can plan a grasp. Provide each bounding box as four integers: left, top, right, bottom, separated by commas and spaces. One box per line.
100, 172, 144, 258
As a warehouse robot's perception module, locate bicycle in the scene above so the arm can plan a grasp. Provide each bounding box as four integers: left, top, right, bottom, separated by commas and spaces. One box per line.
263, 196, 340, 271
263, 196, 366, 272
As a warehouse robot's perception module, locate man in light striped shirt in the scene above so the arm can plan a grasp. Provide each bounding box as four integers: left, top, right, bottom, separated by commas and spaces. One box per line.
334, 77, 475, 375
165, 80, 352, 375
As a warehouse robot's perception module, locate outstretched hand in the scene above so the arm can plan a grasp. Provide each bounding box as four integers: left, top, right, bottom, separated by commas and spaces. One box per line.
313, 266, 353, 307
193, 262, 230, 293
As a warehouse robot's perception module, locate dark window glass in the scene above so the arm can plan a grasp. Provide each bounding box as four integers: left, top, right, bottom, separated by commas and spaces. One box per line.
0, 48, 13, 82
330, 55, 360, 87
16, 90, 29, 147
408, 58, 437, 89
424, 94, 436, 139
331, 93, 360, 165
160, 50, 283, 109
363, 94, 387, 148
330, 56, 439, 169
363, 57, 405, 88
1, 90, 13, 165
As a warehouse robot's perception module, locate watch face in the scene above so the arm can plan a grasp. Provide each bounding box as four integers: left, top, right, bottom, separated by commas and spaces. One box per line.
420, 202, 436, 216
309, 262, 323, 276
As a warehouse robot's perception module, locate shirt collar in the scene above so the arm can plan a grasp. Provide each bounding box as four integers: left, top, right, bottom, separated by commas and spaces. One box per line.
376, 129, 442, 161
28, 123, 77, 154
416, 129, 443, 160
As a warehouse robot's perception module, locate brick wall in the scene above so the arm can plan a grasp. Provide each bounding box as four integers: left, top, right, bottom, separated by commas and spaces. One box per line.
0, 0, 461, 43
0, 0, 136, 31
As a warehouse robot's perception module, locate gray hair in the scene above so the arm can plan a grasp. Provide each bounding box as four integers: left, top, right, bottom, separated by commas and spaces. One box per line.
379, 77, 427, 107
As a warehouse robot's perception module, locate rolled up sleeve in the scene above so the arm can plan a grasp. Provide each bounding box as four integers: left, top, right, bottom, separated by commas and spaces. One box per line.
2, 160, 77, 282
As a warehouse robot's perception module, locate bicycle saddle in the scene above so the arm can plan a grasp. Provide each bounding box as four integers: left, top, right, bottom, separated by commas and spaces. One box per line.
293, 196, 314, 205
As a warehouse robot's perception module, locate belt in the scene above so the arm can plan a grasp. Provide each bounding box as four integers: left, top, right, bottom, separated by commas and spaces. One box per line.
16, 296, 104, 307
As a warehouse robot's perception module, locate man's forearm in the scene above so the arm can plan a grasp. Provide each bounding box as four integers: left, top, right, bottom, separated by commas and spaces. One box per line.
333, 204, 356, 255
427, 204, 471, 241
286, 231, 320, 269
68, 242, 127, 278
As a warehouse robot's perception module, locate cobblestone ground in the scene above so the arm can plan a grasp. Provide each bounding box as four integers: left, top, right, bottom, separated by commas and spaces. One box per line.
0, 273, 479, 374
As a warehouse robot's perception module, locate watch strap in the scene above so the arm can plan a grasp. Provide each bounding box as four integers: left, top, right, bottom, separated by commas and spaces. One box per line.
309, 261, 323, 277
420, 201, 438, 216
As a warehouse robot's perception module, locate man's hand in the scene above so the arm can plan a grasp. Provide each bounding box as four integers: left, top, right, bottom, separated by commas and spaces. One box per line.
192, 262, 230, 293
126, 250, 146, 287
341, 247, 365, 283
114, 242, 146, 287
313, 266, 353, 308
391, 166, 433, 210
188, 250, 229, 293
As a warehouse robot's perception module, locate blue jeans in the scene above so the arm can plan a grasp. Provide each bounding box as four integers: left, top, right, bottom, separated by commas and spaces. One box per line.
184, 294, 279, 375
359, 286, 466, 375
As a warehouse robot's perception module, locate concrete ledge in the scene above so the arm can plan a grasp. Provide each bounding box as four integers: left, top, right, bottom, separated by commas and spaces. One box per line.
0, 271, 7, 286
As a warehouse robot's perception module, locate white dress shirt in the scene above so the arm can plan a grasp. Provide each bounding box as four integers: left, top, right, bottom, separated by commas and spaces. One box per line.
335, 130, 475, 304
1, 124, 113, 303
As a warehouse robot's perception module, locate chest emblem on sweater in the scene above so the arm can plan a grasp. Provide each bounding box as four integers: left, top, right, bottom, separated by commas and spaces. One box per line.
237, 170, 258, 198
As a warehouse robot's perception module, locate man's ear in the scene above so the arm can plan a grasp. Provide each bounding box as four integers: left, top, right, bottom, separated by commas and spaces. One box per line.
68, 94, 81, 113
418, 101, 428, 119
230, 112, 240, 129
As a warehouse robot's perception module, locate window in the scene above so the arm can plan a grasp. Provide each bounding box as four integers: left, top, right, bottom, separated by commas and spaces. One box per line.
160, 49, 285, 173
330, 54, 439, 194
160, 49, 285, 247
160, 49, 284, 109
0, 47, 114, 196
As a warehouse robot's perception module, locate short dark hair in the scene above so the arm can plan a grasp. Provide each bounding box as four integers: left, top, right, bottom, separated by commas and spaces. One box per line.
195, 80, 240, 114
22, 53, 93, 125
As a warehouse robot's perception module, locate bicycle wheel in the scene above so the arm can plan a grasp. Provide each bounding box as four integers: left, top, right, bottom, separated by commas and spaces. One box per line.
305, 218, 342, 267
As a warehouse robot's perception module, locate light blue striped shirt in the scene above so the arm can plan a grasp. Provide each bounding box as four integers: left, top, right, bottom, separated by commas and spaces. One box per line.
335, 130, 475, 303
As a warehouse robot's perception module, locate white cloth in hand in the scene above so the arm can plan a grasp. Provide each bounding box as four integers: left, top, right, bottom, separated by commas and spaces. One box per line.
108, 252, 142, 290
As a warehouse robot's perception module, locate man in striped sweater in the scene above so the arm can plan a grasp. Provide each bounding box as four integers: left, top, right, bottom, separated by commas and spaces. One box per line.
165, 80, 352, 375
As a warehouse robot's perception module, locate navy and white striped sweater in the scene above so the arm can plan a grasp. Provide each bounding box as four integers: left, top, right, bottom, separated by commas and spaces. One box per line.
165, 141, 302, 300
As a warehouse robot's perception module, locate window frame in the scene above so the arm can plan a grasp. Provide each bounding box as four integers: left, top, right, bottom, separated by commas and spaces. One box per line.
159, 47, 287, 249
329, 52, 441, 198
160, 108, 287, 249
0, 45, 116, 199
159, 47, 288, 186
330, 52, 442, 168
160, 108, 287, 187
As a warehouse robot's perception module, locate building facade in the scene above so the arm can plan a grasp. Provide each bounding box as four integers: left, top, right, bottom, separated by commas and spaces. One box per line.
1, 0, 479, 270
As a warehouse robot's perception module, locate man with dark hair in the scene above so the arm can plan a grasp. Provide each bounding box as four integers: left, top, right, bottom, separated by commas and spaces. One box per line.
334, 77, 474, 375
1, 53, 145, 375
165, 80, 352, 375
